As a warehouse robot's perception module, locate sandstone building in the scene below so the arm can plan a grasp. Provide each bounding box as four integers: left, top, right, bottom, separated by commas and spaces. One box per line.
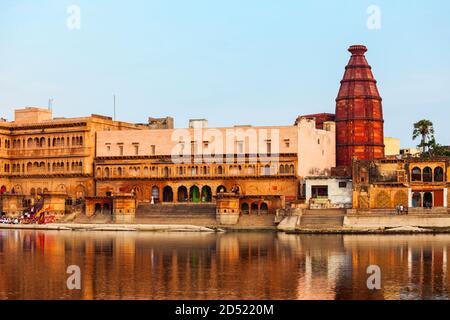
0, 107, 144, 210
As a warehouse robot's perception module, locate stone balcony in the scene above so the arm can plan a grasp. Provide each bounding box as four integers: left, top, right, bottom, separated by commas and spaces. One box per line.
7, 147, 90, 159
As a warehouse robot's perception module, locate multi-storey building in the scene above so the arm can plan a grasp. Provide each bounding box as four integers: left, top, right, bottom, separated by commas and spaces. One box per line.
0, 107, 144, 203
94, 117, 336, 214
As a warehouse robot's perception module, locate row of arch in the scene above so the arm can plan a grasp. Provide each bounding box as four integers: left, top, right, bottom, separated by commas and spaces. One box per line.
8, 136, 84, 149
148, 185, 222, 203
6, 161, 83, 174
241, 202, 269, 215
411, 166, 444, 182
97, 163, 296, 178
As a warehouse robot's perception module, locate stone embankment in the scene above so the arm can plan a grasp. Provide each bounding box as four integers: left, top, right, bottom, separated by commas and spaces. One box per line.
277, 209, 450, 234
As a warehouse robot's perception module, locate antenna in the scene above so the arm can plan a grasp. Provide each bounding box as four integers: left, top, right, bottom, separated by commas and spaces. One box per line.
113, 95, 116, 121
48, 98, 54, 110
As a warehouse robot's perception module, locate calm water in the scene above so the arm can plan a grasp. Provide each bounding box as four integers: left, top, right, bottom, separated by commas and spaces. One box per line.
0, 230, 449, 300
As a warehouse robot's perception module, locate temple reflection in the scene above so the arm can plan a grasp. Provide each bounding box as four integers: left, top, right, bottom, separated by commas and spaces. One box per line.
0, 231, 449, 300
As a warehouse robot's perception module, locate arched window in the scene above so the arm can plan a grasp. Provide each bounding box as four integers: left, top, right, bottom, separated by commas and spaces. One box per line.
279, 165, 285, 174
217, 166, 223, 175
411, 167, 422, 182
423, 167, 433, 182
434, 167, 444, 182
117, 167, 122, 176
251, 202, 259, 215
104, 167, 110, 178
163, 167, 170, 178
216, 185, 226, 194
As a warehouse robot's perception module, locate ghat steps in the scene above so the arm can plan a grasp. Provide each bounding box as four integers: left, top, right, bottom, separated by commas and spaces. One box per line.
299, 209, 346, 229
135, 203, 217, 226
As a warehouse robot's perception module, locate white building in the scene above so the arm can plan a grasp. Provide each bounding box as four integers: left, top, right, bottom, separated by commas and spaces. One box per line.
305, 177, 352, 209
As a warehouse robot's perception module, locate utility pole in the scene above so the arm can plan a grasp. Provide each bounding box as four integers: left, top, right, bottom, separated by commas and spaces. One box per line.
113, 95, 116, 121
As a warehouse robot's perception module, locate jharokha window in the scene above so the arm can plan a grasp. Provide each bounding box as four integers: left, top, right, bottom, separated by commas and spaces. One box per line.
423, 167, 433, 182
434, 167, 444, 182
411, 167, 422, 182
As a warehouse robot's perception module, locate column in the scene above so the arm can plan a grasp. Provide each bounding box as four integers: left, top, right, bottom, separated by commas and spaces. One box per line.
408, 188, 412, 208
444, 188, 448, 208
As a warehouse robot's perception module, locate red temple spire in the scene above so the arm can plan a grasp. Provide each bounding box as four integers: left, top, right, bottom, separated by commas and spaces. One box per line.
335, 45, 385, 167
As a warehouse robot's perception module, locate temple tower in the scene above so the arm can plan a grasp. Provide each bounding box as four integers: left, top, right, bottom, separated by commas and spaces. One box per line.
335, 45, 385, 167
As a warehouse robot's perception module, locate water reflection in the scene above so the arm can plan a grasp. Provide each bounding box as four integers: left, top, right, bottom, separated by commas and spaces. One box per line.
0, 230, 449, 300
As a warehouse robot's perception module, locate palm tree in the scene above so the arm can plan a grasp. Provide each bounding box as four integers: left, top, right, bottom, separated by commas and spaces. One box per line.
412, 119, 435, 154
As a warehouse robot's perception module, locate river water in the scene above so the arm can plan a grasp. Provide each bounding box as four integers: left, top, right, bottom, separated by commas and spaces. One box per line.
0, 230, 449, 300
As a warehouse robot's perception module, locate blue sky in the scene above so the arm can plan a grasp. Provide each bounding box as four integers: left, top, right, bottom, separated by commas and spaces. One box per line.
1, 0, 449, 147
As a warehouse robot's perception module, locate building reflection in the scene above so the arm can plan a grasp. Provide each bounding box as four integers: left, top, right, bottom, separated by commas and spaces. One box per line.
0, 231, 449, 300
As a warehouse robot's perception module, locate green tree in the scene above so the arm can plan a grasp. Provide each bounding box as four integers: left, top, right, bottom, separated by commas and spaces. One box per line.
412, 119, 435, 154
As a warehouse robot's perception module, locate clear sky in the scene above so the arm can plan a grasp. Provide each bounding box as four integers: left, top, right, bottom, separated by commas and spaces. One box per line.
1, 0, 449, 147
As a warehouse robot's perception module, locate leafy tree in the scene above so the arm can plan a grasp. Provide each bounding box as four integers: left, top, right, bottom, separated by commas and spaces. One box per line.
412, 119, 435, 154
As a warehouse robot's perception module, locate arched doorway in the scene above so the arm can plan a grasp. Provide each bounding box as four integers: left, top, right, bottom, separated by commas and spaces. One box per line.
177, 186, 188, 202
94, 203, 102, 213
424, 192, 433, 208
201, 186, 212, 202
190, 186, 200, 203
103, 203, 111, 215
163, 186, 174, 202
241, 203, 249, 215
251, 202, 259, 215
412, 192, 422, 208
151, 186, 160, 203
260, 202, 269, 214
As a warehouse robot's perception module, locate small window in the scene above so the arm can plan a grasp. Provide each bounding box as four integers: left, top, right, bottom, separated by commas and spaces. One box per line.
133, 144, 139, 155
237, 141, 244, 154
339, 182, 347, 188
285, 139, 290, 148
118, 145, 124, 156
151, 145, 156, 155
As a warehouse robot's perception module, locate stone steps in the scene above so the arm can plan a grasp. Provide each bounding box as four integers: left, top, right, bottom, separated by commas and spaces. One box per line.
136, 203, 216, 216
300, 215, 345, 229
134, 217, 217, 226
303, 209, 347, 216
